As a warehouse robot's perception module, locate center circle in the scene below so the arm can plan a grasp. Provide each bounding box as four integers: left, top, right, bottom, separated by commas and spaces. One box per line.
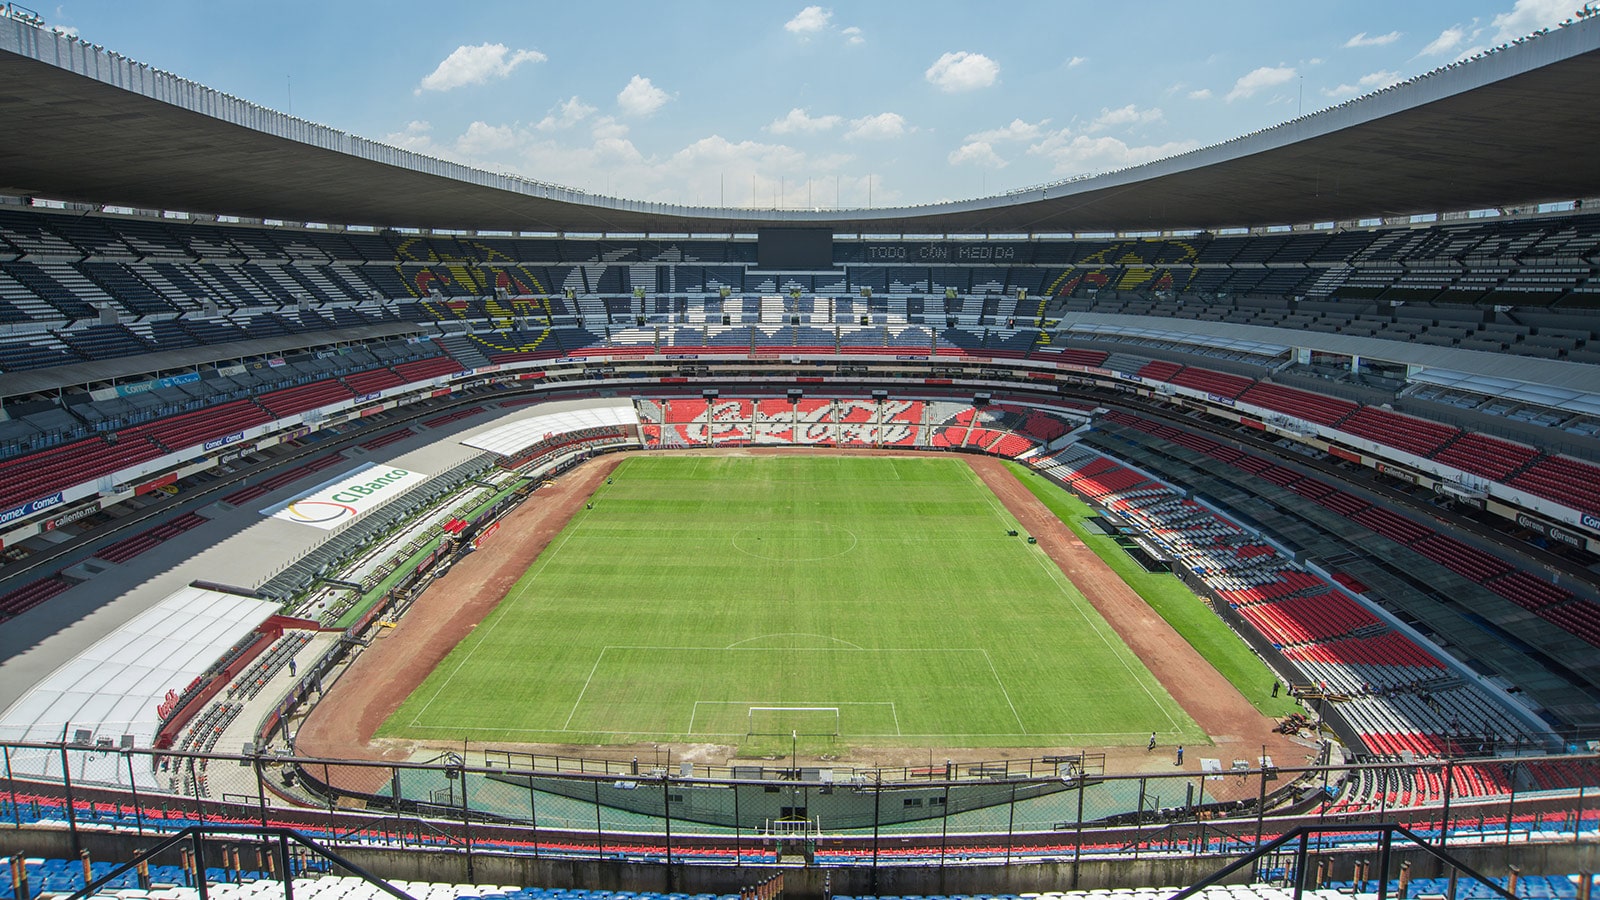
731, 520, 859, 561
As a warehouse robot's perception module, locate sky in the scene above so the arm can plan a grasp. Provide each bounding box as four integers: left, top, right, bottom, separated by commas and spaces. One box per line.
35, 0, 1593, 212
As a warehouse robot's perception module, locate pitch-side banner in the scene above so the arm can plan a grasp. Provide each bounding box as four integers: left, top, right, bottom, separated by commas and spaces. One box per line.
265, 463, 428, 531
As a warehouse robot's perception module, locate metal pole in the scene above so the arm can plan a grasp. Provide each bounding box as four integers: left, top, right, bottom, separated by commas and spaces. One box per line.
1504, 763, 1517, 853
1293, 830, 1309, 900
1255, 759, 1268, 850
939, 782, 951, 867
4, 743, 20, 826
1134, 777, 1146, 861
871, 778, 881, 893
460, 762, 474, 882
254, 753, 269, 830
732, 782, 740, 867
528, 770, 539, 860
593, 778, 604, 858
322, 763, 333, 842
125, 752, 144, 835
391, 766, 404, 847
278, 833, 295, 900
1074, 778, 1086, 872
60, 741, 81, 856
192, 829, 210, 900
1575, 786, 1585, 848
1440, 760, 1455, 851
661, 775, 673, 876
1376, 826, 1392, 900
1005, 782, 1017, 864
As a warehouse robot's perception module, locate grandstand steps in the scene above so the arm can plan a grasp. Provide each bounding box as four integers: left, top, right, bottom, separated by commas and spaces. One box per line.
438, 334, 490, 370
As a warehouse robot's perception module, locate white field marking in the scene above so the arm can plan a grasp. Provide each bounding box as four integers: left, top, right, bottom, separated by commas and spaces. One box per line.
687, 699, 897, 735
981, 649, 1028, 734
401, 723, 1170, 740
561, 647, 608, 731
891, 701, 902, 736
592, 644, 989, 652
969, 465, 1184, 733
1020, 525, 1186, 733
565, 647, 930, 731
407, 493, 598, 726
728, 523, 859, 562
723, 632, 867, 650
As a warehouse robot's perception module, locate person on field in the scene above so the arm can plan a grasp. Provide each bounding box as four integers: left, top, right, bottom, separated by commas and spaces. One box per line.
1148, 731, 1157, 751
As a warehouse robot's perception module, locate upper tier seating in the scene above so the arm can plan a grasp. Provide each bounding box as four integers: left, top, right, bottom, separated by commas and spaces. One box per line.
1337, 407, 1462, 458
1430, 432, 1541, 481
0, 434, 164, 509
1238, 382, 1359, 425
1508, 455, 1600, 516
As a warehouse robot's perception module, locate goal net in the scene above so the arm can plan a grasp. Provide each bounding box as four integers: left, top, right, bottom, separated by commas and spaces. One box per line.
747, 706, 841, 738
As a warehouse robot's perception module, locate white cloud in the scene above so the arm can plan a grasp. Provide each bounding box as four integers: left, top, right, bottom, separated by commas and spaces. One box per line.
1028, 131, 1200, 176
1187, 88, 1213, 100
590, 116, 630, 140
1088, 104, 1164, 132
1419, 25, 1469, 56
617, 75, 669, 116
384, 120, 436, 152
1491, 0, 1574, 41
964, 118, 1048, 143
782, 6, 864, 44
767, 107, 843, 135
537, 96, 597, 131
1344, 30, 1402, 47
924, 51, 1000, 92
845, 112, 909, 141
416, 43, 545, 94
383, 113, 876, 207
456, 121, 517, 156
1322, 69, 1402, 99
948, 141, 1007, 168
1226, 65, 1296, 101
1067, 56, 1087, 67
785, 5, 831, 36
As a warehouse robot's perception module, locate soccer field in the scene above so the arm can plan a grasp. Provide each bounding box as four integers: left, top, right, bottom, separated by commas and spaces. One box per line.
379, 455, 1206, 751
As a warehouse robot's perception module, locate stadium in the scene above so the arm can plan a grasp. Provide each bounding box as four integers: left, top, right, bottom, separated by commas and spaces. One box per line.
1, 5, 1599, 900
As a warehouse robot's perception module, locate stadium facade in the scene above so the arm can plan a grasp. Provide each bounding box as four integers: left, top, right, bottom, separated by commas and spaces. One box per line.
1, 5, 1600, 897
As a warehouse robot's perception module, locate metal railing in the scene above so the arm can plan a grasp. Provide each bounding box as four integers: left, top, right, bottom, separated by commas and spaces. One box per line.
4, 739, 1598, 869
64, 824, 413, 900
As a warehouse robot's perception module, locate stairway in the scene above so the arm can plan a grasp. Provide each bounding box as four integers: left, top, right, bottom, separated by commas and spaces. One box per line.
438, 333, 491, 369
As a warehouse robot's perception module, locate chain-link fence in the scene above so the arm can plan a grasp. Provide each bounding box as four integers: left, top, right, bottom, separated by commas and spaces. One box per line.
4, 740, 1597, 868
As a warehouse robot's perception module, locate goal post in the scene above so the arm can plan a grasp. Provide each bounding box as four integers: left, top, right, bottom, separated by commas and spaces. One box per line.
746, 706, 841, 738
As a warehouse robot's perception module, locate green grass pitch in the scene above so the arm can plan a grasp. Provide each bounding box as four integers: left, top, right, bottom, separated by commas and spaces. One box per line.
379, 455, 1208, 751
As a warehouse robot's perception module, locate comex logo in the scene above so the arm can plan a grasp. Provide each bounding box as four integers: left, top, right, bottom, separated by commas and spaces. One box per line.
282, 500, 359, 524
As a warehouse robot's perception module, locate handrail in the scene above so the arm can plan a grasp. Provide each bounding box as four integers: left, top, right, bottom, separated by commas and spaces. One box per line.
65, 824, 416, 900
1172, 821, 1517, 900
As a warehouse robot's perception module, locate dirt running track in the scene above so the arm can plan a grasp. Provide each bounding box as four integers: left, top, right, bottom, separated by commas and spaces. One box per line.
967, 456, 1310, 783
299, 450, 1313, 798
296, 455, 622, 778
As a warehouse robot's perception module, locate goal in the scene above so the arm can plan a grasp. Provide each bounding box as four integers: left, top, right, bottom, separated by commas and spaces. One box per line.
746, 706, 841, 738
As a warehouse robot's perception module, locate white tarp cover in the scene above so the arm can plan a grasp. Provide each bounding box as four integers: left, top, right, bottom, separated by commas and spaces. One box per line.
0, 586, 277, 750
262, 462, 429, 531
462, 402, 638, 457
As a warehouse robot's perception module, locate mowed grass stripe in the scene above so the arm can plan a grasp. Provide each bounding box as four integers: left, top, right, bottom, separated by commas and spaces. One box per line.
379, 455, 1207, 749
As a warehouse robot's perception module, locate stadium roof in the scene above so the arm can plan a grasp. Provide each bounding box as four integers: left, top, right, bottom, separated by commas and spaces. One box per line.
2, 15, 1599, 235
